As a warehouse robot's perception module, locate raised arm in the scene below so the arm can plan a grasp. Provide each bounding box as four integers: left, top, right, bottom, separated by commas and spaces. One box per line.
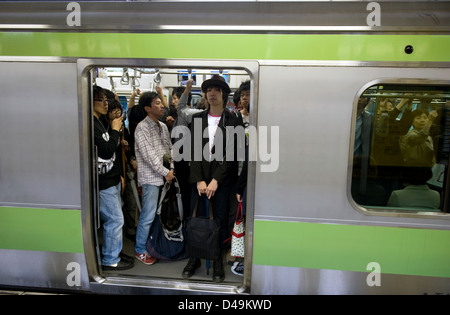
177, 79, 204, 124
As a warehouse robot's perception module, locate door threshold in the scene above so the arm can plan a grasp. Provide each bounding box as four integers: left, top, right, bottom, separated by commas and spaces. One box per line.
90, 274, 247, 294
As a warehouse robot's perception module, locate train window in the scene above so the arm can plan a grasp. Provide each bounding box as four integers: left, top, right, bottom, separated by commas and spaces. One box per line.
351, 83, 450, 213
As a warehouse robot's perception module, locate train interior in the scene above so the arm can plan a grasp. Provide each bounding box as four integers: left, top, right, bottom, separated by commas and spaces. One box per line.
91, 66, 250, 287
351, 83, 450, 213
88, 66, 450, 290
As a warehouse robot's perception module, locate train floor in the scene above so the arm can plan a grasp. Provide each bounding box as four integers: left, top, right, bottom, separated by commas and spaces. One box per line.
100, 231, 244, 285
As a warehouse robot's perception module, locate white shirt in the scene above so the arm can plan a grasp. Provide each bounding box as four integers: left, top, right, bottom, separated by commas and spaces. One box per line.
207, 113, 221, 157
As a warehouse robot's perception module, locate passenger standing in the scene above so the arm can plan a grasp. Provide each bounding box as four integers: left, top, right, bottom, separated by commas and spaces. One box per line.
235, 80, 250, 204
182, 75, 244, 283
352, 97, 374, 201
238, 80, 250, 137
400, 109, 438, 167
230, 80, 250, 276
134, 91, 175, 265
354, 97, 373, 157
123, 89, 145, 241
372, 97, 413, 166
162, 86, 181, 130
93, 86, 133, 271
156, 85, 175, 128
171, 82, 196, 219
371, 97, 413, 202
176, 80, 204, 126
107, 99, 137, 238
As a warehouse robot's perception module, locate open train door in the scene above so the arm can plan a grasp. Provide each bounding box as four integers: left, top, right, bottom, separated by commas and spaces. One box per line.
78, 58, 259, 294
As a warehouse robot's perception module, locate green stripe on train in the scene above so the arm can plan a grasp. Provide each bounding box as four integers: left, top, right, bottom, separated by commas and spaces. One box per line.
0, 207, 83, 253
253, 220, 450, 278
0, 32, 449, 62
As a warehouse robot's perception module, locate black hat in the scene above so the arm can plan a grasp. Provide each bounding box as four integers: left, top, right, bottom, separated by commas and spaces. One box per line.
201, 74, 231, 94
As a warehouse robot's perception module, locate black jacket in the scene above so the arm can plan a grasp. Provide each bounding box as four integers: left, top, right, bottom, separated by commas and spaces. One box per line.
189, 110, 244, 186
94, 116, 122, 190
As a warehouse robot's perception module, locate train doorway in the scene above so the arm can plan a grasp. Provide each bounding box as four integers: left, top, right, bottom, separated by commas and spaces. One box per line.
79, 59, 257, 294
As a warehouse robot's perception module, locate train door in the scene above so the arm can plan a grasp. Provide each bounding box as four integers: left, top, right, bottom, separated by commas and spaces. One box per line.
78, 59, 258, 294
250, 64, 450, 294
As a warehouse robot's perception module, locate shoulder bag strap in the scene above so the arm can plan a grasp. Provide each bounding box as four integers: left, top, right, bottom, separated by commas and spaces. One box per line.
156, 180, 171, 215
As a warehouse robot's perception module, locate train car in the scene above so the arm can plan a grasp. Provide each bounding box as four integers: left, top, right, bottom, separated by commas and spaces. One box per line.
1, 1, 450, 295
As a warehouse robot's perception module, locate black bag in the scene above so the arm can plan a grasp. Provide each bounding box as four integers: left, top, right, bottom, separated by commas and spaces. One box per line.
146, 177, 186, 260
186, 199, 221, 260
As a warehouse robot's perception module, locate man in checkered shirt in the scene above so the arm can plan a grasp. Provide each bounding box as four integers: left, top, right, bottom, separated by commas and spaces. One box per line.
134, 91, 175, 265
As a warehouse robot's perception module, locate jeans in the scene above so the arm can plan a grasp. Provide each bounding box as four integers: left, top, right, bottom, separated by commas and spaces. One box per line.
99, 182, 124, 266
135, 184, 161, 254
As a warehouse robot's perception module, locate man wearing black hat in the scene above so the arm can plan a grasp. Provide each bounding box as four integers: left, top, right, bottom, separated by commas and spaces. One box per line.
183, 74, 244, 282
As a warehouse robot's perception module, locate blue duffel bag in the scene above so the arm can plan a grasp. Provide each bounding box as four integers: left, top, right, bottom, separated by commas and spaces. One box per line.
146, 177, 186, 261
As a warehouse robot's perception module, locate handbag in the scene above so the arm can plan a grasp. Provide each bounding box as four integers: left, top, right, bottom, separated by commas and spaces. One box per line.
186, 198, 221, 260
231, 202, 245, 258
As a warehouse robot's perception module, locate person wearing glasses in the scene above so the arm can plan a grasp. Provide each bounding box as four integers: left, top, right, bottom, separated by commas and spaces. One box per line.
93, 85, 134, 271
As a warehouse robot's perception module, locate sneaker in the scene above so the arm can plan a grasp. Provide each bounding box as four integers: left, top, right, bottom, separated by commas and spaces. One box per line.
135, 252, 157, 265
231, 261, 244, 276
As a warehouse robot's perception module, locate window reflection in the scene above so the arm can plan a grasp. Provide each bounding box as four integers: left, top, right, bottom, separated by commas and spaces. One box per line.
352, 84, 450, 212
